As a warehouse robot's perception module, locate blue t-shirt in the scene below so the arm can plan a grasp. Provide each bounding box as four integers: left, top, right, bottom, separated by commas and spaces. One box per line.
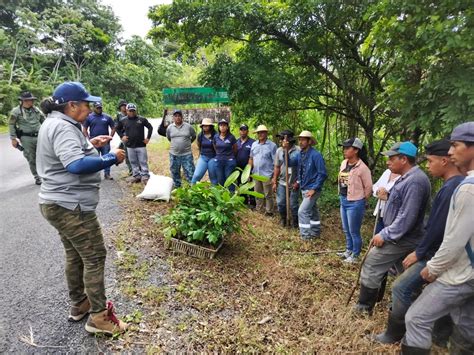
213, 133, 237, 160
236, 137, 255, 168
198, 131, 216, 158
83, 113, 115, 138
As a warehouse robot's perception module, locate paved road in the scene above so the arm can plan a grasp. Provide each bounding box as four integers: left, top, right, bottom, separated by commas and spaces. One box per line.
0, 119, 161, 352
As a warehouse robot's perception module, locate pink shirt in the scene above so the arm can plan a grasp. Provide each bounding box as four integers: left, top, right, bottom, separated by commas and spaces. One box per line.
338, 159, 373, 201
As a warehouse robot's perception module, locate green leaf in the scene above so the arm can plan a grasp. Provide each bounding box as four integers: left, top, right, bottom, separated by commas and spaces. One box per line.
250, 174, 270, 182
240, 164, 251, 184
224, 170, 240, 187
242, 190, 264, 199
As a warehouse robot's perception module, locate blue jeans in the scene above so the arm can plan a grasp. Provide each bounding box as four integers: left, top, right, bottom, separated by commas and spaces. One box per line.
191, 155, 217, 185
339, 196, 366, 257
276, 183, 299, 218
96, 143, 111, 175
127, 147, 149, 178
214, 158, 237, 191
392, 260, 426, 315
170, 153, 195, 187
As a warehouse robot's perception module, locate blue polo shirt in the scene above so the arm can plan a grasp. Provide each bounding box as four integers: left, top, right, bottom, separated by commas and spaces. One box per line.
213, 133, 237, 160
236, 137, 255, 168
83, 112, 115, 138
198, 131, 216, 158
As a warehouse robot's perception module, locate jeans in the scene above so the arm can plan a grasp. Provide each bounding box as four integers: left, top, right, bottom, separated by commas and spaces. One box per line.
339, 196, 366, 257
392, 260, 426, 315
276, 183, 299, 218
128, 147, 150, 178
214, 158, 237, 191
191, 155, 217, 185
405, 279, 474, 349
170, 153, 195, 187
298, 190, 321, 239
96, 143, 111, 175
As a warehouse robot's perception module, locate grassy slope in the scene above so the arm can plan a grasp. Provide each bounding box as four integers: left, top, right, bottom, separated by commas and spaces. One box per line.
109, 140, 443, 353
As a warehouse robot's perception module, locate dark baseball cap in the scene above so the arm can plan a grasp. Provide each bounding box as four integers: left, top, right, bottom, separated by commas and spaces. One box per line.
425, 139, 451, 156
118, 99, 127, 108
53, 82, 101, 104
382, 141, 417, 158
172, 109, 183, 115
240, 124, 249, 130
93, 102, 103, 108
339, 137, 363, 150
126, 103, 137, 111
450, 122, 474, 143
276, 130, 295, 138
218, 119, 229, 125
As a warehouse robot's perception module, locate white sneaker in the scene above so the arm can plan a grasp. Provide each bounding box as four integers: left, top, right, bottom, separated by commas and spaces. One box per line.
343, 255, 359, 264
336, 250, 352, 259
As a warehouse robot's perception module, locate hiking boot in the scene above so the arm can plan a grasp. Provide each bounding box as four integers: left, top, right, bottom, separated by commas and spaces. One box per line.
104, 174, 113, 180
371, 312, 406, 344
85, 301, 128, 335
343, 255, 359, 264
337, 250, 352, 259
69, 297, 90, 322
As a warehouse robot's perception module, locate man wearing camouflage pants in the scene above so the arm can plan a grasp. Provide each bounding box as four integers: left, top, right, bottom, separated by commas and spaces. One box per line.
9, 91, 45, 185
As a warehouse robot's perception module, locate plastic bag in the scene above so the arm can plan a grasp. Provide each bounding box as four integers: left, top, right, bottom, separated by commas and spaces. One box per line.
136, 173, 174, 202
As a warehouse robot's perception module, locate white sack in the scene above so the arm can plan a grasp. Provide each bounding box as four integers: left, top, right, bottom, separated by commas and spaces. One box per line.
136, 173, 174, 202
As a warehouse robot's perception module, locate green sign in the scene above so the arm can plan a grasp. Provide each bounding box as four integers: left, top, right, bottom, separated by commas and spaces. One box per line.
163, 87, 230, 105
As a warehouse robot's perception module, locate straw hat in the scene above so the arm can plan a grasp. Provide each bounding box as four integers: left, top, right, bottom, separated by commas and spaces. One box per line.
297, 130, 316, 145
200, 118, 214, 127
254, 124, 269, 133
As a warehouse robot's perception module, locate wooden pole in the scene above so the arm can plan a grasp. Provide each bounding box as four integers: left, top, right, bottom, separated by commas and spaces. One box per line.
284, 136, 291, 226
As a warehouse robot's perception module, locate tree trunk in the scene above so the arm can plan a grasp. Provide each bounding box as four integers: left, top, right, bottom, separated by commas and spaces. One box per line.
8, 40, 19, 85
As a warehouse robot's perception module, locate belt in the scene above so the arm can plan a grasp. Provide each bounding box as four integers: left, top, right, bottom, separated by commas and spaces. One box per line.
21, 132, 39, 137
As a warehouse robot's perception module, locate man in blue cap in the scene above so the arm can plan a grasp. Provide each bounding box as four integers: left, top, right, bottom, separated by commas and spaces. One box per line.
402, 122, 474, 354
353, 141, 431, 315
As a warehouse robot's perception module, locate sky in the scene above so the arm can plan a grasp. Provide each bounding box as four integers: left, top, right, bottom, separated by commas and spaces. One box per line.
101, 0, 172, 39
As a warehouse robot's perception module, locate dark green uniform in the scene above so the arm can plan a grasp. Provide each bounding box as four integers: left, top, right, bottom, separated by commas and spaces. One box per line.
9, 105, 45, 181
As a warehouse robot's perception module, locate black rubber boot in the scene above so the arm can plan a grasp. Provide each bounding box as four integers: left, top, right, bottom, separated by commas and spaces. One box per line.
353, 285, 379, 315
377, 272, 388, 302
449, 325, 474, 355
432, 315, 453, 349
279, 212, 287, 227
401, 342, 430, 355
292, 215, 298, 229
372, 312, 406, 344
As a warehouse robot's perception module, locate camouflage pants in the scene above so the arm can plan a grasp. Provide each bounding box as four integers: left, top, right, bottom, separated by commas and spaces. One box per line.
20, 136, 38, 179
40, 204, 107, 313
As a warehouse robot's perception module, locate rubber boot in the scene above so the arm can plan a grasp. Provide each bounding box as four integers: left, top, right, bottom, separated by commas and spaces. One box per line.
377, 272, 388, 302
353, 285, 379, 315
449, 325, 474, 355
372, 312, 406, 344
401, 342, 430, 355
432, 315, 453, 349
279, 212, 287, 227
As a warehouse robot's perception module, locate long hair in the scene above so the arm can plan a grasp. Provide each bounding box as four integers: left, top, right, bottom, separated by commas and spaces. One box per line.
40, 97, 68, 115
357, 145, 369, 166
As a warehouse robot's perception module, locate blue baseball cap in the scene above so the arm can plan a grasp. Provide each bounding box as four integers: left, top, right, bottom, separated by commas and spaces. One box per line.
382, 141, 417, 158
450, 122, 474, 143
53, 82, 101, 104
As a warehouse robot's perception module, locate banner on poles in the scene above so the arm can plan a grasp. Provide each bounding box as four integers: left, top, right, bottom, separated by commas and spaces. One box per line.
163, 87, 230, 105
164, 107, 231, 125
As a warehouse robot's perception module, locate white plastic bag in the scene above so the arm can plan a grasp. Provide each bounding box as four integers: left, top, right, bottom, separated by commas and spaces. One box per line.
136, 173, 174, 202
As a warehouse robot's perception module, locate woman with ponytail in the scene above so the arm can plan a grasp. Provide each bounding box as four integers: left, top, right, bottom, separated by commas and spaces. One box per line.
336, 138, 373, 263
37, 82, 128, 335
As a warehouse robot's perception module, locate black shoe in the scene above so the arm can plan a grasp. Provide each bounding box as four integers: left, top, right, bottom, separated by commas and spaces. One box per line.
104, 174, 113, 180
372, 312, 406, 344
35, 178, 42, 185
401, 342, 430, 355
353, 285, 379, 316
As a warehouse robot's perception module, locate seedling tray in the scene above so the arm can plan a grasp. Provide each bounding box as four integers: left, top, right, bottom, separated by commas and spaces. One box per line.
165, 237, 223, 259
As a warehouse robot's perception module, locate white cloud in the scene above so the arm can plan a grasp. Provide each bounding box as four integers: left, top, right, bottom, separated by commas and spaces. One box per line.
100, 0, 172, 39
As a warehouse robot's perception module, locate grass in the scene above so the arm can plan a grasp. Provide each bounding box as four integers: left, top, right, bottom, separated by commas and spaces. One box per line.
107, 139, 444, 353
